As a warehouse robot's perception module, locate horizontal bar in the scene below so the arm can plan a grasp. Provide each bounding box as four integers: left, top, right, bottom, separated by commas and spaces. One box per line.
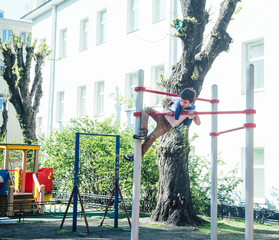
133, 110, 255, 117
210, 127, 245, 136
77, 133, 120, 138
134, 87, 218, 103
210, 123, 256, 136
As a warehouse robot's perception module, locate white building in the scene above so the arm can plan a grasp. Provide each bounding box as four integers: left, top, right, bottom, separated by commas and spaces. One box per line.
22, 0, 279, 211
0, 11, 32, 142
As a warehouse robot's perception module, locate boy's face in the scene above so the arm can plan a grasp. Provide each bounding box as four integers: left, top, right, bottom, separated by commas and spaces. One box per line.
180, 98, 192, 108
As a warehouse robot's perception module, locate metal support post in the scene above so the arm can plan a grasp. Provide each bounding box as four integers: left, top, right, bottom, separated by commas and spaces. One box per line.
245, 64, 254, 240
131, 70, 144, 240
114, 135, 120, 228
72, 133, 80, 232
211, 84, 218, 240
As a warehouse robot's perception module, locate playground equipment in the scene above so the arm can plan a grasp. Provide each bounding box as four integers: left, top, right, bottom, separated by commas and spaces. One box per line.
60, 133, 130, 234
131, 66, 255, 240
0, 143, 53, 216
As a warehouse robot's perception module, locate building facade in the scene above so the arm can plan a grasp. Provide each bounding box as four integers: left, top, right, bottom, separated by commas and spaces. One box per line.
22, 0, 279, 211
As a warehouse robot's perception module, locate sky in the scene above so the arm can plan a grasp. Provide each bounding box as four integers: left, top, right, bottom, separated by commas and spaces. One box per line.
0, 0, 34, 20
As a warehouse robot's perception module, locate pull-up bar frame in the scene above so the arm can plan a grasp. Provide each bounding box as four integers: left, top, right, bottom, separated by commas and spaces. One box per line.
71, 133, 120, 232
131, 66, 255, 240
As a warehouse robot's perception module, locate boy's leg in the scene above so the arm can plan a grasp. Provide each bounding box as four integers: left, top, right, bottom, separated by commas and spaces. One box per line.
134, 107, 158, 140
140, 107, 158, 133
142, 115, 172, 156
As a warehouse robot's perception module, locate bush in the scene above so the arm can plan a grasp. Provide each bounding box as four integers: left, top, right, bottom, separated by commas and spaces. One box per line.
39, 116, 159, 206
188, 137, 243, 215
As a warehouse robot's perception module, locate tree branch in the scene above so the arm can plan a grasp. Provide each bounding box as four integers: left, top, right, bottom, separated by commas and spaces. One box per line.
196, 0, 240, 66
0, 41, 23, 116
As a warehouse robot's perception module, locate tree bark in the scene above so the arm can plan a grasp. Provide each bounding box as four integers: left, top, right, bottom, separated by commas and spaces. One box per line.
151, 0, 240, 226
151, 125, 204, 225
0, 98, 8, 140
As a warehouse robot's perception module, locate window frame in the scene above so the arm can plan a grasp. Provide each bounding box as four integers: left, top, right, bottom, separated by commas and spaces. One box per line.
56, 91, 65, 122
97, 9, 107, 45
242, 39, 264, 93
77, 85, 86, 118
0, 96, 4, 111
241, 147, 265, 204
127, 0, 139, 33
59, 28, 67, 59
152, 0, 166, 24
151, 64, 165, 106
125, 72, 137, 111
2, 29, 12, 43
80, 18, 89, 51
94, 81, 105, 116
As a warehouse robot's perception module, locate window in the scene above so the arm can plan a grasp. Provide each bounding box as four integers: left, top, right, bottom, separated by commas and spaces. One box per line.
40, 38, 46, 44
0, 96, 3, 111
59, 29, 67, 58
20, 32, 32, 45
125, 73, 137, 110
243, 40, 264, 92
241, 147, 265, 203
56, 91, 64, 122
0, 61, 4, 74
2, 29, 12, 43
80, 18, 88, 51
97, 9, 107, 44
153, 0, 166, 23
77, 86, 86, 117
94, 81, 104, 116
36, 117, 43, 136
127, 0, 139, 33
151, 65, 164, 106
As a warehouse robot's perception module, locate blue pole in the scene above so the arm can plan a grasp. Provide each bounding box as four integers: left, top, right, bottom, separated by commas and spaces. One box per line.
114, 135, 120, 228
73, 133, 80, 232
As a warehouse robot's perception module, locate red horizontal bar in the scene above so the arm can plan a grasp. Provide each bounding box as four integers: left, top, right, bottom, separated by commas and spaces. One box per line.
244, 123, 256, 128
134, 110, 254, 117
210, 123, 256, 136
134, 87, 217, 103
210, 126, 245, 136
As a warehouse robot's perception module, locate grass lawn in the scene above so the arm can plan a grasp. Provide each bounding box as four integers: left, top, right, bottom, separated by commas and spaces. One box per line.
187, 217, 279, 239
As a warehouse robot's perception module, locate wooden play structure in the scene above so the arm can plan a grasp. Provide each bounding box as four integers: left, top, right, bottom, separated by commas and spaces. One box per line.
0, 143, 53, 216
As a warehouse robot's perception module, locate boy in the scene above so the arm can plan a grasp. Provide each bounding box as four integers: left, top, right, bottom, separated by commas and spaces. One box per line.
124, 88, 201, 162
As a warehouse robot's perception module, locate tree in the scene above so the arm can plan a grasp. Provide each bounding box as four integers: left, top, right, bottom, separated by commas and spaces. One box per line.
0, 97, 8, 140
0, 33, 50, 144
151, 0, 240, 226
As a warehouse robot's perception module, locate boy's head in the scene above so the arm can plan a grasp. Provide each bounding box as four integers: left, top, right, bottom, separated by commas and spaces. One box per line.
180, 88, 196, 103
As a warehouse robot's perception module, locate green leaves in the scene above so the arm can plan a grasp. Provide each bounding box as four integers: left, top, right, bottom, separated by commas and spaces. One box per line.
188, 138, 243, 215
39, 116, 159, 206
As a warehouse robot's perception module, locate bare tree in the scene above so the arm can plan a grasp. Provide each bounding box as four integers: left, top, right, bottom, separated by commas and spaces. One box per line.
151, 0, 240, 226
0, 34, 50, 144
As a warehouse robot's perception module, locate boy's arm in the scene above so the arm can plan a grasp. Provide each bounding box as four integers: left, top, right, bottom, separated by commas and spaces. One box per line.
193, 114, 201, 125
163, 97, 173, 115
188, 110, 201, 125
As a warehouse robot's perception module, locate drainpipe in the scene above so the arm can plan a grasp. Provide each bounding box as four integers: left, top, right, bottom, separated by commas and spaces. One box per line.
47, 5, 57, 136
169, 0, 178, 73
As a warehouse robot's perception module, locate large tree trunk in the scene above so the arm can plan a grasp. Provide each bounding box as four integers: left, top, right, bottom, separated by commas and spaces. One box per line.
151, 125, 204, 225
151, 0, 240, 225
